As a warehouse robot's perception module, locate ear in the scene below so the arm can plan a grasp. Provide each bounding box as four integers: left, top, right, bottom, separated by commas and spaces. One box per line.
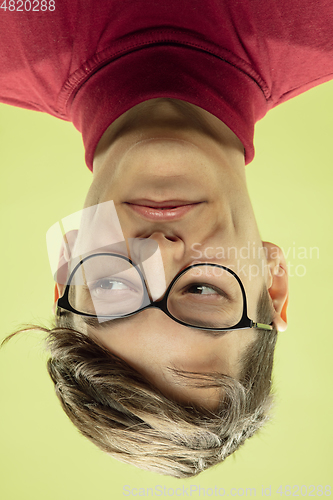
52, 230, 78, 314
52, 283, 65, 314
262, 241, 289, 332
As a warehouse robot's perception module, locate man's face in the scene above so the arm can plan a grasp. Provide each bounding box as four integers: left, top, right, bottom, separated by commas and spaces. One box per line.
55, 99, 287, 409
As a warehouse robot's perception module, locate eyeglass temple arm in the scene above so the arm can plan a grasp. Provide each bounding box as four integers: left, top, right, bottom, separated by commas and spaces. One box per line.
252, 322, 274, 331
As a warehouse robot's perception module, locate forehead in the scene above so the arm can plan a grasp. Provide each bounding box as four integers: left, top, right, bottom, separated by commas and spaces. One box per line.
70, 306, 258, 413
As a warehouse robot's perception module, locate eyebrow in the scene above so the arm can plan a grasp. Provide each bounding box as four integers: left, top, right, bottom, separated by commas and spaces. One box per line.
80, 314, 229, 339
81, 315, 135, 330
195, 328, 229, 337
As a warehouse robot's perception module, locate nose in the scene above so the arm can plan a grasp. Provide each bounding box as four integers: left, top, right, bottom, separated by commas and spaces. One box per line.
148, 230, 184, 249
130, 232, 185, 301
147, 231, 185, 269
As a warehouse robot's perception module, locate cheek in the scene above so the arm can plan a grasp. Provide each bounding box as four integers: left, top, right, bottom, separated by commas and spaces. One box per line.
84, 179, 100, 208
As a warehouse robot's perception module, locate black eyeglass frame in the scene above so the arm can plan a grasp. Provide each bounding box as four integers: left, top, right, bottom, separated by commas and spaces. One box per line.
57, 253, 273, 332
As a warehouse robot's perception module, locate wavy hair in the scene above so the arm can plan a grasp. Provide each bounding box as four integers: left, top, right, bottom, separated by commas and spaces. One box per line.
2, 285, 277, 478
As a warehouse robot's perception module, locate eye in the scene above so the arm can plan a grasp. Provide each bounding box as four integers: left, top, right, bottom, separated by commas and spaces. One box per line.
181, 283, 229, 300
97, 280, 130, 289
91, 278, 137, 296
184, 284, 221, 295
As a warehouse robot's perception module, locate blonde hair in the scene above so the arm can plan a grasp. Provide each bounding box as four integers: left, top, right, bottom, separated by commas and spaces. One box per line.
2, 286, 277, 478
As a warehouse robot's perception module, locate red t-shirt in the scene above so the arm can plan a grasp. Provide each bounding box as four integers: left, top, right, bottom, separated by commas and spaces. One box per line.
1, 0, 332, 170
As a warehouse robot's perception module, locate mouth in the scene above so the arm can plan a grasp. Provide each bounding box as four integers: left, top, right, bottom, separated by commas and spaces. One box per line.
125, 200, 202, 220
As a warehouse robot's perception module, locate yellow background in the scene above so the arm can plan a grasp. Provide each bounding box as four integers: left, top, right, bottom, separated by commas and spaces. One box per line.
0, 81, 332, 499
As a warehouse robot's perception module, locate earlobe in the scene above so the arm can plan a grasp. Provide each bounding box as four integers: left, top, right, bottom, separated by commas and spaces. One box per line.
52, 283, 65, 314
54, 283, 60, 304
262, 241, 289, 332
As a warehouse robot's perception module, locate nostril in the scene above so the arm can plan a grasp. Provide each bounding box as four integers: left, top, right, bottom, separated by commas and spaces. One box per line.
146, 232, 182, 243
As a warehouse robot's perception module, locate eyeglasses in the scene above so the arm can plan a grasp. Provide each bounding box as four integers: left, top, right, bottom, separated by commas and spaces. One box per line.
56, 253, 273, 332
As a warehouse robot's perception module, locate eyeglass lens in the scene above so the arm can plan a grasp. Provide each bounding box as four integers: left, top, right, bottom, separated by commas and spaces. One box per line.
168, 265, 242, 328
69, 255, 147, 316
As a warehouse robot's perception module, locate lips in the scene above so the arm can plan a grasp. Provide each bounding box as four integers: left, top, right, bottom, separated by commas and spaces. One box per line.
125, 201, 201, 220
127, 199, 196, 207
